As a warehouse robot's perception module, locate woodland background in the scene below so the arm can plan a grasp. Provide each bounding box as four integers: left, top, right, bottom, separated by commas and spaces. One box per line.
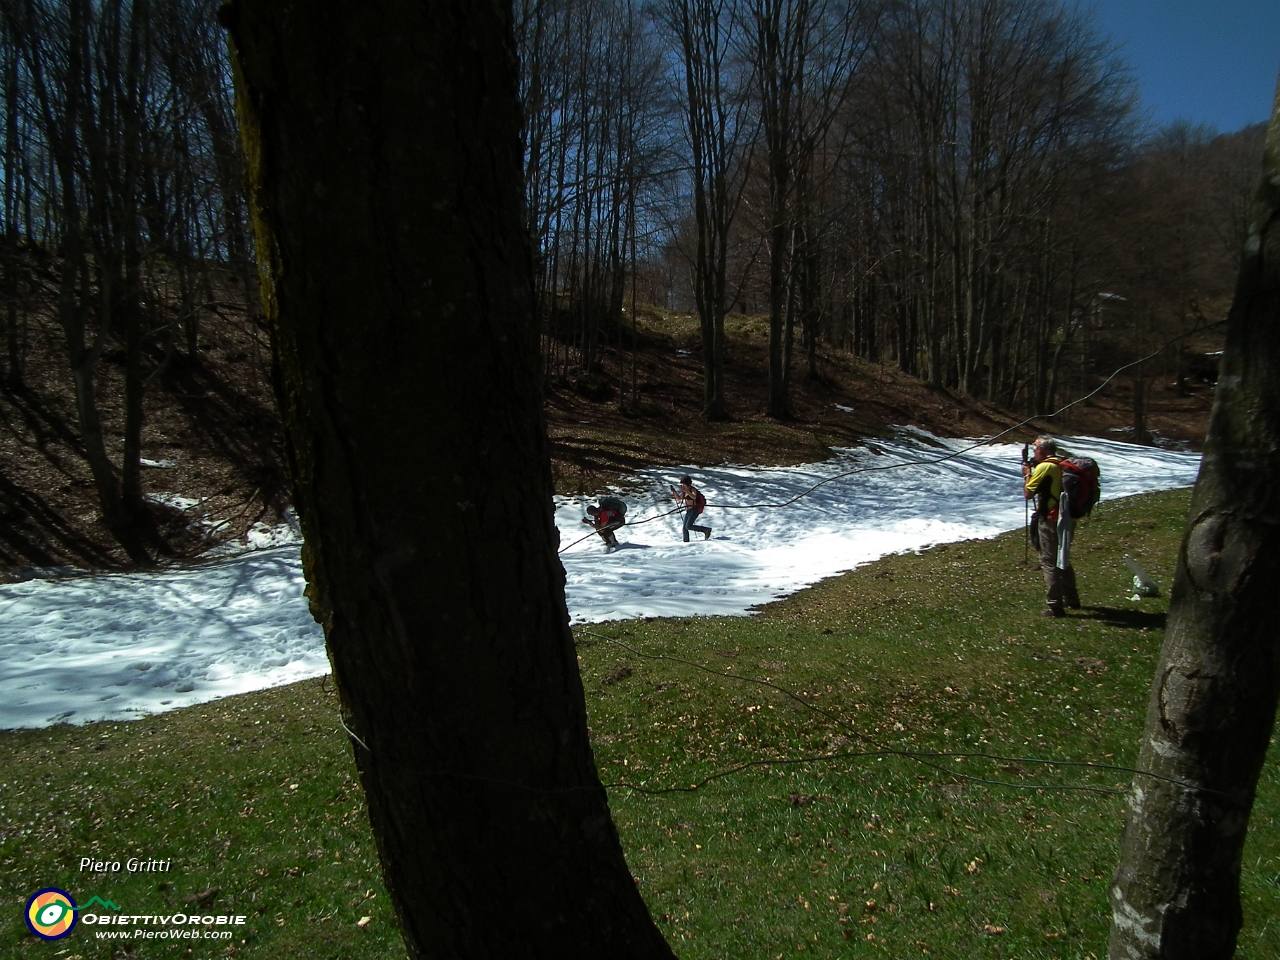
0, 0, 1255, 572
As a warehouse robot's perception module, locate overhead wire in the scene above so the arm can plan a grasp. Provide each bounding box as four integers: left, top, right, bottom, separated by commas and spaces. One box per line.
582, 630, 1234, 802
533, 327, 1223, 797
558, 504, 684, 553
557, 321, 1215, 554
330, 583, 1224, 802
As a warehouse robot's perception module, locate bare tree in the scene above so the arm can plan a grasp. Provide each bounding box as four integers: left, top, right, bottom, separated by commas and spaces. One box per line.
518, 0, 667, 391
1108, 76, 1280, 960
746, 0, 812, 416
0, 0, 258, 558
832, 0, 1136, 406
744, 0, 876, 415
4, 0, 149, 558
655, 0, 755, 419
1, 16, 28, 385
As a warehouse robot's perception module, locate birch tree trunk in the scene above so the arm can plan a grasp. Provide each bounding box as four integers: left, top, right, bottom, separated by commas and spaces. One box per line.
222, 2, 675, 957
1108, 75, 1280, 960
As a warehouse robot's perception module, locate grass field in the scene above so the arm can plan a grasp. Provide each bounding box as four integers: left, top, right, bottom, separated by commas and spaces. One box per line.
3, 488, 1277, 958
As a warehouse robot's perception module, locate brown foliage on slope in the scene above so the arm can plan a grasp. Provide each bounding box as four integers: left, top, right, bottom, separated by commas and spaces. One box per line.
0, 291, 1213, 576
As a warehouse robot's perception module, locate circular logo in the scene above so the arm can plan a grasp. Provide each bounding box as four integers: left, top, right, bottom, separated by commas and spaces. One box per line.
25, 888, 78, 940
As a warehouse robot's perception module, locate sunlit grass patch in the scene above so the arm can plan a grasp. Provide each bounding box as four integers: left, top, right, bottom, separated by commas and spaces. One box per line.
2, 488, 1275, 959
576, 488, 1278, 959
0, 684, 401, 958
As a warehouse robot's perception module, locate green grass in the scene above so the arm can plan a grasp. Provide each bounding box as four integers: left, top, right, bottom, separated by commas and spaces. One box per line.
0, 684, 402, 958
3, 488, 1277, 958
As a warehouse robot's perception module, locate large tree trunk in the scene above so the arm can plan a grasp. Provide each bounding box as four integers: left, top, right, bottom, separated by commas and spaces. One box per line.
1108, 76, 1280, 960
221, 2, 674, 957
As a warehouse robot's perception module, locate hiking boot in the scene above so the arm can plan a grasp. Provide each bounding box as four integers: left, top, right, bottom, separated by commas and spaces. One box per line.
704, 530, 712, 540
1040, 606, 1066, 618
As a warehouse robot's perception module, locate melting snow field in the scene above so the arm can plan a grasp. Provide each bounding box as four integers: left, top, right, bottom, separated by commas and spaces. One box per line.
0, 432, 1200, 729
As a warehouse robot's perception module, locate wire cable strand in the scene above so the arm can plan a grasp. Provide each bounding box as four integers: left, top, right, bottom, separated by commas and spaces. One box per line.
557, 322, 1215, 553
582, 630, 1233, 802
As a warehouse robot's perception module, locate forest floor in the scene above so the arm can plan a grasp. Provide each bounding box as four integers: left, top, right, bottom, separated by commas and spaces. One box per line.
542, 309, 1221, 494
0, 297, 1221, 577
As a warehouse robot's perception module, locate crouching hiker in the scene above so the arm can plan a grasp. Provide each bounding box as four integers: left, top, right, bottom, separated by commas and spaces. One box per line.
670, 475, 711, 542
1022, 435, 1080, 617
583, 496, 627, 549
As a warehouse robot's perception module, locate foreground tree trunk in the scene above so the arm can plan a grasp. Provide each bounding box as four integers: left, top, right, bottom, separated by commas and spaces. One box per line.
1108, 76, 1280, 960
222, 2, 675, 957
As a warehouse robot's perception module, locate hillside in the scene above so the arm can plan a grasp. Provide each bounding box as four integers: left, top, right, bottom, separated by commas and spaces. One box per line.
0, 298, 1217, 577
543, 309, 1219, 493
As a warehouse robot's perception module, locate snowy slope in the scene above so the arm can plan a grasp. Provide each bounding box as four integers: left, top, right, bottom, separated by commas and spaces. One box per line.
0, 433, 1200, 728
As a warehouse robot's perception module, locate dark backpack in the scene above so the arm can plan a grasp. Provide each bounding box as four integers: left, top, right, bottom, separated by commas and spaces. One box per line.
1058, 457, 1101, 518
598, 495, 628, 520
694, 491, 706, 512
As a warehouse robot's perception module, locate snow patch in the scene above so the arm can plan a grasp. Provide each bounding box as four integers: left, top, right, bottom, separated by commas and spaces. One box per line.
0, 433, 1199, 728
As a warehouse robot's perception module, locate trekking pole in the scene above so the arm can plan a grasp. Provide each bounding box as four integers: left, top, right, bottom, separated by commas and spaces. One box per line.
1021, 443, 1030, 565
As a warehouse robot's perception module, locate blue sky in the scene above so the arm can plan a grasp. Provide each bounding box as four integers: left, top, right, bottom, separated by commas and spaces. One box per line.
1089, 1, 1280, 133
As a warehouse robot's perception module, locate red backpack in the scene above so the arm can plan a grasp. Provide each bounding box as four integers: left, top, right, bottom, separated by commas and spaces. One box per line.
598, 495, 628, 524
1058, 457, 1101, 518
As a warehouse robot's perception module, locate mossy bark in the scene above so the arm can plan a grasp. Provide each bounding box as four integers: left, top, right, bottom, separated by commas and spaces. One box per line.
220, 2, 674, 957
1108, 75, 1280, 960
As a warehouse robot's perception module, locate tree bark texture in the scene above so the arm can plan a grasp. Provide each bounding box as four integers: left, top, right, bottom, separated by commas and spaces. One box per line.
221, 3, 675, 957
1108, 76, 1280, 960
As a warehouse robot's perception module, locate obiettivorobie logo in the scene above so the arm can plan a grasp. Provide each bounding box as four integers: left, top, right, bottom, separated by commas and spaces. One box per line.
25, 888, 246, 943
25, 890, 120, 940
24, 889, 118, 940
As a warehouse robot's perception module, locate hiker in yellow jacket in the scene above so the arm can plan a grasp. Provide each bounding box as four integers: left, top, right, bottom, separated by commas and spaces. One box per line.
1022, 436, 1080, 617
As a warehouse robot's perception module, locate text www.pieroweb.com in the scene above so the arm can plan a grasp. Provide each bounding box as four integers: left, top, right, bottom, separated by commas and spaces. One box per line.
95, 928, 233, 940
82, 912, 246, 941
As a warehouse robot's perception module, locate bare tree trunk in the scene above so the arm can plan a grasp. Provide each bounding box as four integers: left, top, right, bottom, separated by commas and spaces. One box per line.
661, 0, 745, 422
60, 243, 144, 558
2, 37, 21, 386
768, 218, 789, 416
1130, 368, 1148, 444
222, 2, 675, 957
1108, 76, 1280, 960
117, 0, 151, 539
3, 266, 17, 386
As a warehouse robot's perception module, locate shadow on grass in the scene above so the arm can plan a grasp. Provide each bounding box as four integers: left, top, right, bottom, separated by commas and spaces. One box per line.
1078, 605, 1167, 631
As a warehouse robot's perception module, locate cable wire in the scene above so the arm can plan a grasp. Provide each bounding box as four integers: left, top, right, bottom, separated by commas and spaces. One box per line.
338, 328, 1221, 799
581, 630, 1234, 802
557, 322, 1214, 553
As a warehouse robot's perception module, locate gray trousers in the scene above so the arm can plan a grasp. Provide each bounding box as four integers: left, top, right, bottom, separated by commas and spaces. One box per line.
1037, 516, 1079, 611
